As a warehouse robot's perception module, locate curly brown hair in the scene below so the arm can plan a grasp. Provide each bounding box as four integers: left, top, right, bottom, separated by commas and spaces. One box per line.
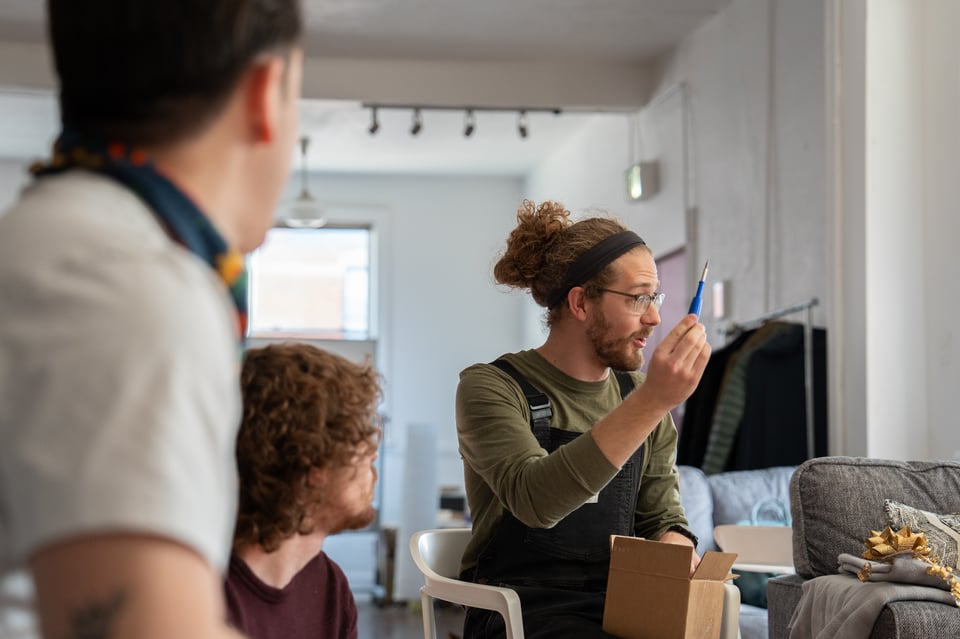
493, 200, 649, 326
233, 342, 382, 553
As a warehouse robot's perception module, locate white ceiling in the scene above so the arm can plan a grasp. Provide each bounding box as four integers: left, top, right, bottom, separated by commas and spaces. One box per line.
0, 0, 729, 176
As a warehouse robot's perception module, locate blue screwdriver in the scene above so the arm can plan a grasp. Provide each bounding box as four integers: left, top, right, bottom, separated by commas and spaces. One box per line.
687, 261, 709, 318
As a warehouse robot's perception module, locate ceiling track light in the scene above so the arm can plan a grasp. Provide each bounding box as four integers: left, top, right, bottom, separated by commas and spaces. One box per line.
410, 107, 423, 136
362, 103, 563, 138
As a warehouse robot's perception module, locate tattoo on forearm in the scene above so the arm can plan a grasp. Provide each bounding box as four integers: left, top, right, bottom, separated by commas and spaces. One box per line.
68, 591, 127, 639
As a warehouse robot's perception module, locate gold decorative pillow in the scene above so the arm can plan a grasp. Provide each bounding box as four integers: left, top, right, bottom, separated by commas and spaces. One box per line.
884, 499, 960, 568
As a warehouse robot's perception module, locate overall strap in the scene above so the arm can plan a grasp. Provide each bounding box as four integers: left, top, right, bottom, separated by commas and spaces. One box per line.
612, 370, 635, 398
490, 359, 636, 430
490, 358, 553, 430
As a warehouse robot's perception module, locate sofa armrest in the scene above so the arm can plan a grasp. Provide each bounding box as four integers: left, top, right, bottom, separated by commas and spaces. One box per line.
790, 457, 960, 578
767, 574, 805, 639
872, 600, 960, 638
767, 573, 960, 639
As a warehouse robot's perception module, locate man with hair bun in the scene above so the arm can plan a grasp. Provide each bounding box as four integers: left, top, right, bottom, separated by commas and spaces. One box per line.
456, 200, 711, 639
225, 343, 382, 639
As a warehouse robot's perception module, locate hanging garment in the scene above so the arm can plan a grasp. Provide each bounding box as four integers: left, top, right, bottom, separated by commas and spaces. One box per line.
677, 329, 755, 467
700, 322, 791, 474
729, 323, 828, 470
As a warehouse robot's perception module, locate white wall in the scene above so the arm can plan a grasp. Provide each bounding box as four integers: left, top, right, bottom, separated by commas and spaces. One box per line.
525, 111, 687, 258
862, 2, 929, 460
524, 0, 827, 347
660, 0, 827, 338
288, 173, 526, 518
920, 0, 960, 461
837, 0, 960, 460
522, 108, 688, 346
828, 0, 960, 461
826, 0, 868, 457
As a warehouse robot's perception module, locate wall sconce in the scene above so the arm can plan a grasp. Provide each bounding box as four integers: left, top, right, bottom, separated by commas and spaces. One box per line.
625, 161, 660, 201
625, 112, 660, 201
410, 108, 423, 136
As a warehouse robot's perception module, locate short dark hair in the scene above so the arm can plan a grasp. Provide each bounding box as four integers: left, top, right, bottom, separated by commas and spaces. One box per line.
47, 0, 303, 146
234, 343, 382, 553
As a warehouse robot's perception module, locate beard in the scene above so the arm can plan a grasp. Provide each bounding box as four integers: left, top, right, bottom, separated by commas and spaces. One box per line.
586, 306, 650, 371
330, 504, 377, 534
312, 465, 378, 535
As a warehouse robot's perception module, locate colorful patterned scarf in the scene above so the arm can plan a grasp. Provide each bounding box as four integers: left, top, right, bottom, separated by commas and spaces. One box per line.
31, 130, 248, 338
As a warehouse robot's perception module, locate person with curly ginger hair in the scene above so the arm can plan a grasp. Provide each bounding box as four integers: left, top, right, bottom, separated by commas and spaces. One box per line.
224, 343, 382, 639
456, 201, 711, 638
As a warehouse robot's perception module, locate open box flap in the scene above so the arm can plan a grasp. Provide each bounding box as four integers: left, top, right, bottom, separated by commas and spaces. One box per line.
692, 551, 738, 581
609, 535, 693, 578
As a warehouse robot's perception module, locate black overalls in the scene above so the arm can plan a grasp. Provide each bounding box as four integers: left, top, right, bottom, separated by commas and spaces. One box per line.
462, 360, 645, 639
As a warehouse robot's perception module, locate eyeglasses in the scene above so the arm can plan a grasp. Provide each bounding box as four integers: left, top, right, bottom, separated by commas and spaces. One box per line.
597, 287, 665, 315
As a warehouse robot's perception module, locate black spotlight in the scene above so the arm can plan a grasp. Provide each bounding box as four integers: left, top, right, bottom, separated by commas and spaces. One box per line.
368, 106, 380, 135
410, 108, 423, 136
464, 109, 476, 138
518, 110, 529, 139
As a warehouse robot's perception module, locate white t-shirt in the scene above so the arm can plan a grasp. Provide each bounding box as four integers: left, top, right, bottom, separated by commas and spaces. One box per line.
0, 171, 241, 637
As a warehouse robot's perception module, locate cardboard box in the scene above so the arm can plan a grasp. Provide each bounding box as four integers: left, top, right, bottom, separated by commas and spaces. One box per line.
602, 536, 737, 639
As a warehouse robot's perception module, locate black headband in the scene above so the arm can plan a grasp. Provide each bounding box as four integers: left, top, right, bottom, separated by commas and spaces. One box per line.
546, 230, 646, 309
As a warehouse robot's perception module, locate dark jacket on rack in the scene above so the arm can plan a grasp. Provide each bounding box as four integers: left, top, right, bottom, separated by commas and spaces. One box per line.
729, 323, 828, 470
676, 329, 755, 468
678, 321, 827, 473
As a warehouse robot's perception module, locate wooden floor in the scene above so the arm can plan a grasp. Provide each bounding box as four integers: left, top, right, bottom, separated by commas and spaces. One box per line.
357, 600, 465, 639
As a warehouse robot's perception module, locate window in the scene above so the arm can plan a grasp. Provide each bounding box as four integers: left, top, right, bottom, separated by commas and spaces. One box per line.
248, 226, 373, 339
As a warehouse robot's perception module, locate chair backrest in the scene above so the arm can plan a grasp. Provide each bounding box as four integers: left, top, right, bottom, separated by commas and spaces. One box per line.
410, 528, 525, 639
411, 527, 472, 580
714, 524, 794, 573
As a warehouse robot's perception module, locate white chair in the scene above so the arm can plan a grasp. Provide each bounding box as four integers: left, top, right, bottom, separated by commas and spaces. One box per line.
713, 524, 795, 574
409, 527, 740, 639
409, 528, 525, 639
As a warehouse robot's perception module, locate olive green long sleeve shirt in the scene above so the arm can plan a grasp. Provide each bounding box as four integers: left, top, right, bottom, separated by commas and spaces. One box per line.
456, 349, 692, 574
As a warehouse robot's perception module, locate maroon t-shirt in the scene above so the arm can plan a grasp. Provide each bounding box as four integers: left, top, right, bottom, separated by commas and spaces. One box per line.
225, 551, 358, 639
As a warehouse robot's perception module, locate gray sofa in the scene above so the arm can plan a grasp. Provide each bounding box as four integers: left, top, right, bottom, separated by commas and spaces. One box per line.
679, 464, 795, 639
767, 456, 960, 639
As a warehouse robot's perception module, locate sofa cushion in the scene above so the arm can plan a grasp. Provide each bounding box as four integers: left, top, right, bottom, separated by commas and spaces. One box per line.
790, 457, 960, 579
708, 466, 795, 526
884, 499, 960, 568
678, 465, 716, 552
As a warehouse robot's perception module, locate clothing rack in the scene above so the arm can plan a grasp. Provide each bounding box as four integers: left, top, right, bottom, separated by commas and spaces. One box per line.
721, 298, 820, 460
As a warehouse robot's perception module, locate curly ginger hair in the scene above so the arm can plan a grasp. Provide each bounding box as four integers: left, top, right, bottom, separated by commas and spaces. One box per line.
233, 342, 382, 553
